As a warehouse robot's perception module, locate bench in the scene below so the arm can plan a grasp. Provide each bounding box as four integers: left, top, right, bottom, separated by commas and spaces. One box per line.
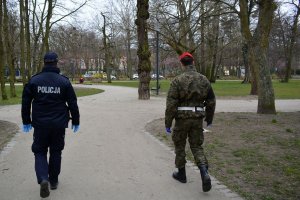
151, 84, 161, 94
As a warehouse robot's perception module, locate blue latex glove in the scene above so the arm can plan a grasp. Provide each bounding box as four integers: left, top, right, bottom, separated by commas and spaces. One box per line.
22, 124, 32, 133
165, 127, 171, 135
72, 125, 80, 133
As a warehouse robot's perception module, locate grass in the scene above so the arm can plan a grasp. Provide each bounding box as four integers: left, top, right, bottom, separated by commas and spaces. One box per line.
205, 113, 300, 200
145, 112, 300, 200
74, 87, 104, 97
0, 85, 103, 105
212, 79, 300, 99
85, 79, 300, 99
1, 79, 299, 105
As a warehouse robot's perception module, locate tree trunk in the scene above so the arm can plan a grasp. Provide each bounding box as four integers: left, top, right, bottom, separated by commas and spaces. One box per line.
241, 43, 251, 84
200, 0, 206, 74
44, 0, 53, 52
249, 54, 258, 95
101, 13, 112, 83
250, 0, 276, 114
126, 28, 133, 80
210, 3, 220, 82
32, 1, 44, 74
136, 0, 151, 100
0, 0, 8, 100
3, 0, 16, 98
239, 0, 258, 95
25, 0, 31, 78
177, 0, 188, 48
284, 4, 299, 82
19, 0, 27, 85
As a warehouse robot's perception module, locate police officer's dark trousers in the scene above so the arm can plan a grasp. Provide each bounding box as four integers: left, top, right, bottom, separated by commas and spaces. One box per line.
32, 128, 65, 185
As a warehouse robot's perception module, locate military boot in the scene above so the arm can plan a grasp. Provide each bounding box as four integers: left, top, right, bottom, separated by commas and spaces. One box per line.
199, 165, 212, 192
172, 167, 187, 183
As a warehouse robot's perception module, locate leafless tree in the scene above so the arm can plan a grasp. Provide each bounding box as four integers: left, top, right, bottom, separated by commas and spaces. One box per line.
112, 0, 136, 79
283, 0, 299, 82
0, 0, 8, 100
218, 0, 277, 114
101, 12, 113, 83
3, 0, 16, 97
136, 0, 152, 99
23, 0, 88, 75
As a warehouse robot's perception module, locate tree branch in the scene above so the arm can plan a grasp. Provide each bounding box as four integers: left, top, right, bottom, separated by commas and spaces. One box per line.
50, 0, 88, 28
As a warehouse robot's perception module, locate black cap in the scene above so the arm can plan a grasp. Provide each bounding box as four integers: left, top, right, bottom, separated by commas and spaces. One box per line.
44, 52, 58, 63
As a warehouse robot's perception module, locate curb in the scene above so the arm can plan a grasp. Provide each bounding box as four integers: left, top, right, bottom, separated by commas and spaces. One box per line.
143, 122, 244, 200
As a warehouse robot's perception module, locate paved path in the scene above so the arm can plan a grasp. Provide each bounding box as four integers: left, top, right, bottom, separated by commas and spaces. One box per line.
0, 85, 300, 200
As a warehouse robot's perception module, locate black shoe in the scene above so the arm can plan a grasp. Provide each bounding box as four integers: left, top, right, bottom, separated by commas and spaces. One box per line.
50, 182, 59, 190
172, 167, 187, 183
40, 180, 50, 198
199, 165, 212, 192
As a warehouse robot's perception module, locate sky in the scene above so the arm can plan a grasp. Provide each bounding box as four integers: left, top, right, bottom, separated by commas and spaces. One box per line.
32, 0, 297, 30
63, 0, 113, 29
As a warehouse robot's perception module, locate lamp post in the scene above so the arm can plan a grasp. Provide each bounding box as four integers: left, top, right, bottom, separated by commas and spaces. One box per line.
156, 30, 159, 95
155, 16, 160, 95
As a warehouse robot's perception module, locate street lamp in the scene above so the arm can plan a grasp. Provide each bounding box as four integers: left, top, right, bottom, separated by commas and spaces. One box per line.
155, 18, 160, 95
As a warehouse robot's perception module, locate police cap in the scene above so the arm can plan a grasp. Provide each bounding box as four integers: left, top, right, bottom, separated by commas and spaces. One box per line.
44, 52, 58, 63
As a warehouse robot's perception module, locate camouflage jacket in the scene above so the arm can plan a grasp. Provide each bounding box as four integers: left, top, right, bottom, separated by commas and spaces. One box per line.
165, 65, 216, 128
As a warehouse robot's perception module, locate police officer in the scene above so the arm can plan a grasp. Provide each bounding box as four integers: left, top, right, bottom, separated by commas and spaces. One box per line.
165, 52, 216, 192
21, 52, 80, 198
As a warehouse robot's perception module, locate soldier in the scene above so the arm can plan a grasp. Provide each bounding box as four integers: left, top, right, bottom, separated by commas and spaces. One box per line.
165, 52, 216, 192
21, 52, 80, 198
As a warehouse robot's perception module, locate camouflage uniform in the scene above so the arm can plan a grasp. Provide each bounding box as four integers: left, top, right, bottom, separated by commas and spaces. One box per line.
165, 65, 216, 169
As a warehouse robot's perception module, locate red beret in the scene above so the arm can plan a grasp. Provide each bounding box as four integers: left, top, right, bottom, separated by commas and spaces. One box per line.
179, 52, 193, 61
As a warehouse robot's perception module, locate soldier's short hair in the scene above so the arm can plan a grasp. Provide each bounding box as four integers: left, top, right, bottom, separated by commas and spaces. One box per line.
180, 56, 194, 66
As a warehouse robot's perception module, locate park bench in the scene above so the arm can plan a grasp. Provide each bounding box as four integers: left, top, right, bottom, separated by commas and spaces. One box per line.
151, 83, 161, 94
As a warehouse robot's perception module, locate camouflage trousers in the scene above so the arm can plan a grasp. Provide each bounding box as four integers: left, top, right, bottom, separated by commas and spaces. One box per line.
172, 118, 208, 168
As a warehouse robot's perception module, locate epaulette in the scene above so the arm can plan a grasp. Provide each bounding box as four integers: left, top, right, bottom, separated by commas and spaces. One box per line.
61, 74, 70, 80
29, 72, 42, 80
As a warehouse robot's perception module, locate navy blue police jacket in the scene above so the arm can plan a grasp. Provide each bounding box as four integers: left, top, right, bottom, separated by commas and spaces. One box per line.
21, 65, 80, 128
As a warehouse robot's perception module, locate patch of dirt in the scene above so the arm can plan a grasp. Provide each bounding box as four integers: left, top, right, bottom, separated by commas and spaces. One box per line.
145, 112, 300, 200
0, 120, 19, 151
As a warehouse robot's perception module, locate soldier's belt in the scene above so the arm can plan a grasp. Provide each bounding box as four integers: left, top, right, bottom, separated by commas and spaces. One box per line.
177, 107, 204, 112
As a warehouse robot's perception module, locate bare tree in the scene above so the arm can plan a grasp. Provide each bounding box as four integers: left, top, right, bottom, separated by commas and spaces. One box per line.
136, 0, 151, 99
207, 1, 221, 82
19, 0, 26, 86
101, 12, 113, 83
150, 1, 200, 60
150, 0, 224, 78
24, 0, 31, 79
3, 0, 16, 97
0, 0, 8, 100
248, 0, 277, 114
200, 0, 206, 74
238, 0, 258, 94
25, 0, 88, 74
284, 0, 300, 82
218, 0, 276, 113
112, 0, 136, 79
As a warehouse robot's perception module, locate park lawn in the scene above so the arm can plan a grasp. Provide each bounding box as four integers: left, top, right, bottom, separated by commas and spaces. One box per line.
96, 79, 300, 99
146, 112, 300, 200
74, 87, 104, 97
1, 79, 299, 105
0, 86, 103, 106
213, 80, 300, 99
272, 80, 300, 99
